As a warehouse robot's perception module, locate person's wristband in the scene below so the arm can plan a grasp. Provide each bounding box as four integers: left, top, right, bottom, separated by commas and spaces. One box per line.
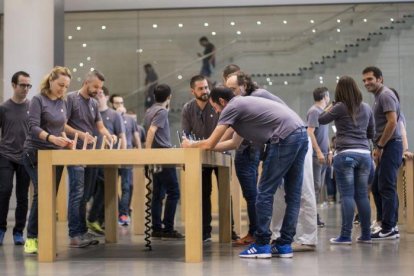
46, 134, 51, 142
376, 143, 384, 150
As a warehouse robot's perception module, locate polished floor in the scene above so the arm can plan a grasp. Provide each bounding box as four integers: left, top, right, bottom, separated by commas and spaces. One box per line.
1, 204, 414, 276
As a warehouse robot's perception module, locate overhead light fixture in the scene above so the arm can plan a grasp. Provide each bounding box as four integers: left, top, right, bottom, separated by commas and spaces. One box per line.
87, 57, 91, 61
204, 22, 209, 27
178, 23, 183, 28
283, 20, 287, 24
269, 82, 273, 86
257, 21, 262, 25
236, 30, 242, 35
337, 19, 341, 23
337, 28, 341, 32
390, 18, 394, 22
101, 25, 106, 30
211, 31, 216, 36
136, 48, 143, 53
152, 24, 158, 28
82, 43, 87, 47
178, 75, 183, 80
310, 19, 315, 24
363, 18, 368, 22
284, 81, 288, 85
73, 68, 77, 72
68, 35, 73, 40
77, 77, 82, 82
336, 76, 340, 80
76, 26, 81, 31
90, 68, 95, 71
230, 21, 235, 26
312, 29, 316, 33
266, 77, 270, 82
320, 80, 324, 84
79, 62, 84, 67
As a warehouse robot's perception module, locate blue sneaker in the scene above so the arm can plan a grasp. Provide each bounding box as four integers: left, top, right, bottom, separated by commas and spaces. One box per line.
239, 243, 271, 259
13, 232, 25, 245
330, 236, 352, 245
0, 230, 5, 246
271, 243, 293, 258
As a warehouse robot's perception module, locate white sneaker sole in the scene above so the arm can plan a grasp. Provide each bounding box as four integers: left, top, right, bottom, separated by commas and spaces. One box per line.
272, 253, 293, 258
239, 253, 272, 259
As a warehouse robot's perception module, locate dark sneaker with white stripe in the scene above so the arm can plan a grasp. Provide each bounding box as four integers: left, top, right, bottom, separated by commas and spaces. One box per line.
371, 229, 398, 240
239, 243, 271, 259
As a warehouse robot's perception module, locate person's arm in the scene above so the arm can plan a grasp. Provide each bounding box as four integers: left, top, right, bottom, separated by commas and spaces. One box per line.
400, 121, 413, 159
133, 130, 142, 148
214, 132, 243, 152
219, 127, 235, 142
307, 127, 325, 164
64, 124, 94, 142
96, 120, 117, 144
182, 125, 229, 150
374, 111, 398, 162
145, 125, 157, 149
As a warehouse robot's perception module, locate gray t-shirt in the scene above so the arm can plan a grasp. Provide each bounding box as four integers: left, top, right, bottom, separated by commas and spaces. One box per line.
97, 108, 125, 148
181, 99, 218, 139
24, 94, 67, 150
250, 88, 286, 105
66, 91, 102, 149
122, 114, 139, 149
307, 104, 329, 156
218, 96, 304, 145
144, 104, 172, 148
0, 99, 30, 163
373, 86, 401, 142
319, 102, 375, 152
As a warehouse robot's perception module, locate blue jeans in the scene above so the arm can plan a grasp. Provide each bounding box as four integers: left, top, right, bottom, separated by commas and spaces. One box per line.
67, 166, 98, 237
151, 167, 180, 232
325, 165, 336, 200
373, 139, 403, 232
333, 152, 372, 239
119, 167, 133, 216
23, 149, 63, 238
88, 168, 105, 224
255, 129, 308, 245
235, 146, 260, 235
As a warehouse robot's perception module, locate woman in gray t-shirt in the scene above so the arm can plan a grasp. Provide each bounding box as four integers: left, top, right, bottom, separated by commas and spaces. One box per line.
22, 66, 72, 254
319, 76, 374, 244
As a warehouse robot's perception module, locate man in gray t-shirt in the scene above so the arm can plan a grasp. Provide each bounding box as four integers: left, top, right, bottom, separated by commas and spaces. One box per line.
306, 87, 330, 228
362, 66, 402, 239
183, 87, 308, 258
144, 84, 183, 239
0, 71, 31, 245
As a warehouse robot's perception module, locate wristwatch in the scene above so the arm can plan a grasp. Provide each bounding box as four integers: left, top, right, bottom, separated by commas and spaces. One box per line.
376, 143, 384, 150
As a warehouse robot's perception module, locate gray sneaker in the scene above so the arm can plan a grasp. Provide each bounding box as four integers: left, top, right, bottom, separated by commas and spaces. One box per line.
69, 236, 90, 248
82, 232, 100, 246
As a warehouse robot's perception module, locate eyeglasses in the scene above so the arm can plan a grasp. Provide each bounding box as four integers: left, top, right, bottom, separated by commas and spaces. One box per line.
17, 83, 32, 89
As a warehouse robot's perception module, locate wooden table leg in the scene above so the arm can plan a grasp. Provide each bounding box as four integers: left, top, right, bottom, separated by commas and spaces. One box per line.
184, 150, 202, 262
180, 167, 186, 223
397, 165, 405, 224
405, 159, 414, 233
38, 151, 57, 262
57, 167, 68, 222
104, 167, 119, 243
132, 166, 146, 235
218, 166, 231, 243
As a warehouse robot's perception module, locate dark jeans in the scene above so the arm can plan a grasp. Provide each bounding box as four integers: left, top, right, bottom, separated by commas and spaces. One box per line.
325, 165, 336, 199
0, 155, 31, 234
372, 139, 402, 231
67, 166, 98, 237
23, 149, 64, 238
88, 168, 105, 224
235, 146, 260, 235
119, 167, 133, 216
255, 129, 308, 245
151, 167, 180, 232
201, 167, 216, 236
333, 152, 372, 239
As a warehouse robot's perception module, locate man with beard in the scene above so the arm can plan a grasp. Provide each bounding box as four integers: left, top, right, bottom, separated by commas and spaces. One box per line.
181, 75, 239, 242
64, 70, 116, 247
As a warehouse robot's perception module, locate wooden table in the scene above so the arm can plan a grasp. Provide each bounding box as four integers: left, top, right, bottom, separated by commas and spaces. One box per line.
38, 148, 232, 263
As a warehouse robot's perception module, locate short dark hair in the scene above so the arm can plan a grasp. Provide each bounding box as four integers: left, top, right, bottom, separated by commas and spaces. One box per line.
210, 86, 235, 104
233, 71, 258, 95
154, 84, 171, 103
190, 75, 207, 89
362, 66, 383, 79
109, 93, 122, 104
87, 69, 105, 82
12, 71, 30, 84
223, 64, 240, 80
199, 36, 208, 43
313, 87, 329, 101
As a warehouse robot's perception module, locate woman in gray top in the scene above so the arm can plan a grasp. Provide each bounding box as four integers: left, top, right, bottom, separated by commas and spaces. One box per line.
22, 66, 72, 254
319, 76, 374, 244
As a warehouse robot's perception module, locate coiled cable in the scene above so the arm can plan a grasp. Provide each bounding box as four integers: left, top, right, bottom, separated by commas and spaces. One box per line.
144, 165, 153, 251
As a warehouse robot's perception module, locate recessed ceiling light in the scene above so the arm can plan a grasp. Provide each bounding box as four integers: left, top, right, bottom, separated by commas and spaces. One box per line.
68, 35, 73, 40
283, 20, 287, 24
90, 68, 95, 71
266, 77, 270, 82
312, 29, 316, 33
319, 76, 323, 80
336, 76, 340, 80
82, 43, 87, 47
77, 77, 81, 82
236, 30, 242, 35
178, 23, 183, 28
178, 75, 183, 80
73, 68, 77, 72
211, 31, 216, 36
204, 22, 209, 27
152, 24, 158, 28
269, 81, 273, 86
337, 28, 341, 32
337, 19, 341, 23
79, 62, 84, 67
101, 25, 106, 30
390, 18, 394, 22
86, 57, 91, 61
284, 81, 288, 85
76, 26, 81, 31
310, 19, 315, 24
136, 48, 143, 53
320, 80, 324, 84
363, 18, 368, 22
168, 39, 173, 42
230, 21, 235, 26
257, 21, 262, 25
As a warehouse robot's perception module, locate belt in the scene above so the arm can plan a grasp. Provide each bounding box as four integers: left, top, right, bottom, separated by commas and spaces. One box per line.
267, 127, 307, 145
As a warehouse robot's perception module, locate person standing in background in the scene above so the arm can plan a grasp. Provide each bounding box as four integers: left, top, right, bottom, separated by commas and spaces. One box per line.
198, 37, 215, 79
144, 64, 158, 110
